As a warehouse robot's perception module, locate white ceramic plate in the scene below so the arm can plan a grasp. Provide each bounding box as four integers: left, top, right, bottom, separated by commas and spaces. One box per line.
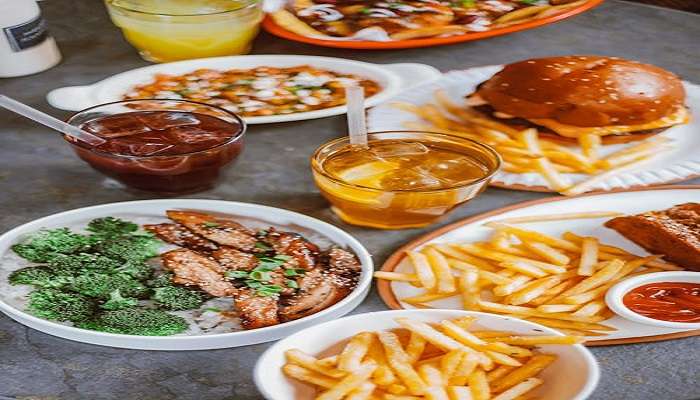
368, 65, 700, 192
381, 186, 700, 345
46, 55, 441, 124
0, 199, 373, 350
254, 309, 600, 400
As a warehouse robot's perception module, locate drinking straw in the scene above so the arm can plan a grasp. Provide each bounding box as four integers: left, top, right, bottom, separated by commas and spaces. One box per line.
345, 84, 368, 148
0, 94, 106, 146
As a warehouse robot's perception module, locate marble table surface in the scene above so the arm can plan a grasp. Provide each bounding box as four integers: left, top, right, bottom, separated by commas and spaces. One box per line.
1, 0, 699, 399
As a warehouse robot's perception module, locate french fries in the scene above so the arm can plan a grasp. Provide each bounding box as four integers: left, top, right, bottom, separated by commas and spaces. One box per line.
283, 316, 579, 399
376, 218, 678, 338
393, 90, 676, 195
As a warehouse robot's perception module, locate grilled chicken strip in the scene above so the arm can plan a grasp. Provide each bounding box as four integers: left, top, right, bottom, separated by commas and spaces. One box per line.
261, 228, 319, 270
325, 248, 362, 276
212, 247, 258, 271
144, 223, 219, 253
278, 269, 350, 321
234, 288, 280, 329
161, 249, 234, 297
167, 210, 257, 252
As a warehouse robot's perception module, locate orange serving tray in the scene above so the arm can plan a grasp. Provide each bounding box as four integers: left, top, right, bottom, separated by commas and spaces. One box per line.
262, 0, 605, 50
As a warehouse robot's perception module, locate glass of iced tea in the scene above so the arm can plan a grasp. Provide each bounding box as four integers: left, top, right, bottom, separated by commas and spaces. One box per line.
66, 99, 245, 194
311, 131, 501, 229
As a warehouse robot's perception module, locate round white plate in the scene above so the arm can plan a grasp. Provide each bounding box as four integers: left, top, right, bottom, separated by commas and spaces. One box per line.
368, 65, 700, 192
254, 309, 599, 400
46, 55, 441, 124
382, 186, 700, 345
0, 199, 373, 350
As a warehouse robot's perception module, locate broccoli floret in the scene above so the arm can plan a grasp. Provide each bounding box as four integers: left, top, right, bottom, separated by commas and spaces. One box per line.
27, 288, 96, 322
95, 234, 161, 263
115, 261, 153, 281
100, 289, 138, 311
78, 308, 188, 336
152, 286, 204, 311
8, 266, 70, 288
87, 217, 139, 238
69, 273, 150, 299
147, 272, 174, 288
12, 228, 94, 262
47, 253, 121, 276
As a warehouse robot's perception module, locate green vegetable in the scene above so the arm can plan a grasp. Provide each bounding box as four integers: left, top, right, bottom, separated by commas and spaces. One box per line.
115, 261, 153, 281
203, 307, 222, 313
95, 234, 161, 263
79, 308, 188, 336
12, 228, 95, 263
359, 7, 372, 14
254, 241, 272, 251
283, 268, 306, 277
286, 280, 299, 289
255, 254, 292, 270
202, 222, 220, 228
87, 217, 138, 238
101, 289, 138, 311
8, 266, 68, 288
519, 0, 540, 4
152, 286, 204, 311
69, 273, 150, 299
147, 272, 174, 288
27, 289, 96, 323
225, 270, 249, 279
46, 253, 121, 276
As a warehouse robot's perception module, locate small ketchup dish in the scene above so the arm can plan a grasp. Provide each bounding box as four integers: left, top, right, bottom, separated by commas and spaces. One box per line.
606, 271, 700, 330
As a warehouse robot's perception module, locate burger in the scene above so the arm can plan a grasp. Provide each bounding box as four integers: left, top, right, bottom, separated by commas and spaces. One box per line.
466, 56, 689, 144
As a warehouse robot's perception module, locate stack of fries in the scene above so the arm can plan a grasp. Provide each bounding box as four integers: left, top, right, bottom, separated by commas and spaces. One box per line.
375, 212, 683, 337
282, 316, 582, 400
393, 91, 674, 195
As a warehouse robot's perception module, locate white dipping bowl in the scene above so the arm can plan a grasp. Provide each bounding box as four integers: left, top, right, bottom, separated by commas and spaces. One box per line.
254, 309, 599, 400
0, 199, 373, 350
606, 271, 700, 330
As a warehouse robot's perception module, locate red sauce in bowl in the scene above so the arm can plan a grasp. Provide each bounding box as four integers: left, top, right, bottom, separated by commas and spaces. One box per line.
622, 282, 700, 323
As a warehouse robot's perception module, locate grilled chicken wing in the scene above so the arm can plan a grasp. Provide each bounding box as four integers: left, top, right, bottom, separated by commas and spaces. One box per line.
261, 228, 319, 270
234, 288, 280, 329
212, 247, 258, 271
166, 210, 258, 252
144, 223, 219, 253
161, 249, 234, 297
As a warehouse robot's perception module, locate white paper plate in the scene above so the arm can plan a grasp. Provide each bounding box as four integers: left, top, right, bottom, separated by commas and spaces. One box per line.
254, 309, 599, 400
379, 186, 700, 345
47, 55, 441, 124
0, 199, 373, 350
368, 65, 700, 192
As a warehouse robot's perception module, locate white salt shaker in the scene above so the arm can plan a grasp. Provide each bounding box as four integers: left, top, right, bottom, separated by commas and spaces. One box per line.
0, 0, 61, 78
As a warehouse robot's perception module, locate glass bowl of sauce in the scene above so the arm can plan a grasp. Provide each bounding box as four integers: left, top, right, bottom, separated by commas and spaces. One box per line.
104, 0, 263, 62
311, 131, 501, 229
605, 271, 700, 329
66, 99, 245, 194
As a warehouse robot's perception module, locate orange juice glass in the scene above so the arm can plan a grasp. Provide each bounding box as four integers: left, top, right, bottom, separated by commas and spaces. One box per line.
311, 131, 501, 229
105, 0, 263, 63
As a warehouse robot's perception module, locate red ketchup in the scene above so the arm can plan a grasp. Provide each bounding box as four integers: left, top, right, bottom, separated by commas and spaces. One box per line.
622, 282, 700, 323
67, 110, 244, 193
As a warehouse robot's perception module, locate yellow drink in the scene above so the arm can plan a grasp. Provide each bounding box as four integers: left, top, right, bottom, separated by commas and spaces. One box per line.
312, 132, 501, 229
105, 0, 263, 62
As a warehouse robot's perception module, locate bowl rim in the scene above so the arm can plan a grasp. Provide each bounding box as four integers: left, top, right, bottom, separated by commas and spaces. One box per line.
0, 199, 374, 345
605, 271, 700, 330
253, 309, 600, 400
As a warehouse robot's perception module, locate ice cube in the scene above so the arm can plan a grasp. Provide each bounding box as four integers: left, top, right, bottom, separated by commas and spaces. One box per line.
380, 166, 442, 190
421, 155, 488, 186
369, 141, 430, 159
122, 143, 175, 156
83, 115, 151, 138
166, 126, 224, 145
137, 112, 201, 130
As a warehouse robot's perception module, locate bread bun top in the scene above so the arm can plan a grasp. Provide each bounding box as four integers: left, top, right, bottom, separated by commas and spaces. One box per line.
475, 56, 686, 127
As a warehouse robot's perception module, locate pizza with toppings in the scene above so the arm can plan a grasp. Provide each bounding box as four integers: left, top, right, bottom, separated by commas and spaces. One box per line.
122, 66, 382, 117
271, 0, 589, 41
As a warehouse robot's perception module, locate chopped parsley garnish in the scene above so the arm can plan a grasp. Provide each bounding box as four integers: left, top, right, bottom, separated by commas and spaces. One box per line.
225, 270, 249, 279
255, 241, 272, 251
519, 0, 539, 4
286, 280, 299, 289
359, 7, 372, 14
283, 268, 306, 277
202, 222, 220, 228
257, 285, 283, 297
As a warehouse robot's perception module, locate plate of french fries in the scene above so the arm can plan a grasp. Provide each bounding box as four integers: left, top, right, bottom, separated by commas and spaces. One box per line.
375, 186, 700, 345
367, 66, 700, 195
254, 309, 599, 400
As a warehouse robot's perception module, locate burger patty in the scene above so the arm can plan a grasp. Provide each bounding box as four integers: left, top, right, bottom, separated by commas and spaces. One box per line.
472, 104, 667, 145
